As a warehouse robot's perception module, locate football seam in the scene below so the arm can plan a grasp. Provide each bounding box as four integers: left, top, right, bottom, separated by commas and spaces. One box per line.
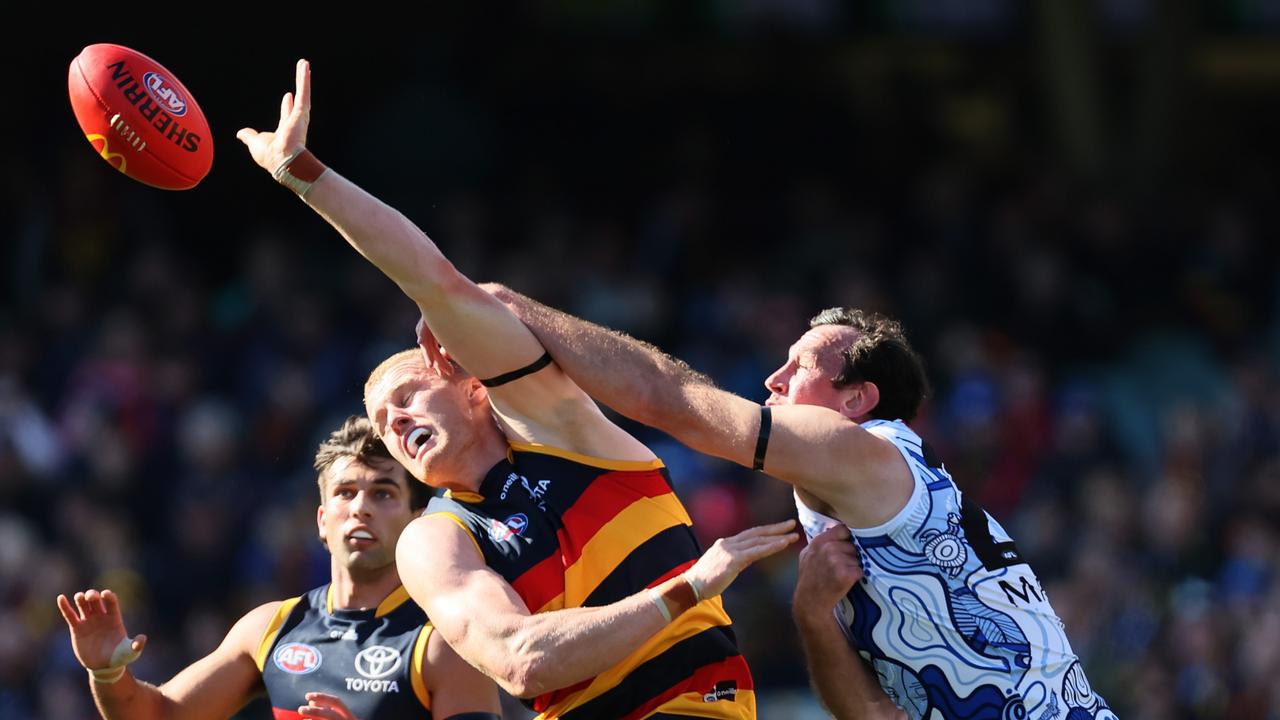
74, 54, 204, 186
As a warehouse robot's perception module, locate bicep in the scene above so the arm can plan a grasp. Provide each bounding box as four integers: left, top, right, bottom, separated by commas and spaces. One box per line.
397, 517, 533, 680
763, 405, 913, 527
155, 604, 272, 720
424, 628, 501, 717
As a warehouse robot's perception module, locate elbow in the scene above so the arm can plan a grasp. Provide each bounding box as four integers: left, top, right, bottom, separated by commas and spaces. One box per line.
478, 281, 512, 303
493, 636, 555, 699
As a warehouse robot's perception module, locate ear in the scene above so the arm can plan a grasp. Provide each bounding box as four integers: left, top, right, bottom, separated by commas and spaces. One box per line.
464, 376, 490, 408
844, 381, 881, 421
316, 504, 327, 543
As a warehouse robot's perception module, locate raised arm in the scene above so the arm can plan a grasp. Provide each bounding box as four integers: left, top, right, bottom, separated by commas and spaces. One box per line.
236, 60, 646, 460
57, 589, 268, 720
485, 285, 911, 527
396, 514, 797, 697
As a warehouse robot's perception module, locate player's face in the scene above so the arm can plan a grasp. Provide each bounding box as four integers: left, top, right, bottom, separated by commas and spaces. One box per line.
764, 325, 860, 411
365, 358, 479, 487
318, 456, 415, 573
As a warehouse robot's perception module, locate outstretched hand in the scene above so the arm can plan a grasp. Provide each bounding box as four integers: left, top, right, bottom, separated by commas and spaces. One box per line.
237, 59, 312, 174
685, 519, 799, 600
56, 589, 147, 671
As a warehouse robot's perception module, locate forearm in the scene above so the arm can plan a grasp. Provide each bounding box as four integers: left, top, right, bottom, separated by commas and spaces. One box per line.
489, 286, 752, 458
501, 589, 668, 697
89, 672, 175, 720
793, 609, 903, 720
301, 168, 457, 306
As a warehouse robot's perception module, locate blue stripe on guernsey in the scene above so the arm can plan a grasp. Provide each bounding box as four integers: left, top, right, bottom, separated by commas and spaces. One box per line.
798, 419, 1116, 720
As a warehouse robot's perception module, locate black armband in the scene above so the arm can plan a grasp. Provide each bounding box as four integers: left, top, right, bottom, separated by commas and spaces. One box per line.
479, 351, 553, 388
753, 406, 772, 471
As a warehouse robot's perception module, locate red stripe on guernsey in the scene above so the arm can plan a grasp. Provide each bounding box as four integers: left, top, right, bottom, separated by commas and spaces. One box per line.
646, 559, 696, 588
511, 552, 566, 614
534, 677, 595, 714
620, 655, 754, 720
558, 470, 675, 567
272, 709, 304, 720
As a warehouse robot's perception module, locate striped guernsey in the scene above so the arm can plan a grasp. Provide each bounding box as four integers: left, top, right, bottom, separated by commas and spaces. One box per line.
425, 443, 755, 719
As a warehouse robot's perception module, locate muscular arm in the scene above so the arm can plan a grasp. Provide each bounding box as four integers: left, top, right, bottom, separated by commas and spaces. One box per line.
397, 514, 796, 698
238, 61, 648, 461
485, 285, 912, 527
59, 590, 269, 720
792, 526, 905, 720
424, 622, 502, 717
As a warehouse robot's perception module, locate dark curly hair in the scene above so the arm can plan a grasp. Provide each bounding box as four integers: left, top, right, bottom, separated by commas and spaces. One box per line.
809, 308, 931, 422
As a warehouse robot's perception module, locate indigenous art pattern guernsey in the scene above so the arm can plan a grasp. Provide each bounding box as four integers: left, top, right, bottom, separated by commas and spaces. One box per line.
426, 443, 756, 719
256, 585, 434, 720
795, 419, 1117, 720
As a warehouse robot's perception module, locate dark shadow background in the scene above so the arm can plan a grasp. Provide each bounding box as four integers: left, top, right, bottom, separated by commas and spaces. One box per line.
4, 3, 1279, 718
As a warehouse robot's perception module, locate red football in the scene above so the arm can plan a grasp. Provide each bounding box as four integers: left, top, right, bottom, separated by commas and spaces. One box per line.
68, 44, 213, 190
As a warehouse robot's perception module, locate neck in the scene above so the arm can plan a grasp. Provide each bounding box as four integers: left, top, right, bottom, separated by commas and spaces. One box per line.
329, 562, 403, 611
437, 417, 510, 494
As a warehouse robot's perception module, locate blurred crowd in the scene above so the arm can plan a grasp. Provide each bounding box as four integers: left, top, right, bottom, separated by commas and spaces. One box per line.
6, 6, 1280, 718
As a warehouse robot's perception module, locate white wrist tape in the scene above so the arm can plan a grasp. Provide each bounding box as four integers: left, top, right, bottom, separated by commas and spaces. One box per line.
647, 588, 673, 624
685, 574, 704, 604
89, 636, 142, 685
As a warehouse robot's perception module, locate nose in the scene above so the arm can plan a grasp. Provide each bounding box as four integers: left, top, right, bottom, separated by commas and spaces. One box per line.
765, 365, 789, 396
349, 489, 372, 518
388, 406, 414, 436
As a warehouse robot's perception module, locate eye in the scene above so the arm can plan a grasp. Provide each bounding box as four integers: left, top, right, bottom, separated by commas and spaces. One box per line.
337, 488, 356, 499
375, 489, 393, 500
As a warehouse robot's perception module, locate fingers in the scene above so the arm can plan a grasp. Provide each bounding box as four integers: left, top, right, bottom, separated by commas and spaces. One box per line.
279, 92, 294, 127
56, 594, 78, 626
133, 634, 148, 654
236, 128, 259, 145
731, 518, 797, 540
102, 589, 120, 616
299, 692, 352, 720
295, 59, 311, 116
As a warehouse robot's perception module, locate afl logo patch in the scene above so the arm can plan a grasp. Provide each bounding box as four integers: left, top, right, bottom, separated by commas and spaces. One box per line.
354, 645, 403, 679
142, 72, 188, 116
274, 642, 321, 674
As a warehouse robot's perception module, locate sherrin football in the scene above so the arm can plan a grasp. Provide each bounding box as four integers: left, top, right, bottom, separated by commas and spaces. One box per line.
68, 44, 213, 190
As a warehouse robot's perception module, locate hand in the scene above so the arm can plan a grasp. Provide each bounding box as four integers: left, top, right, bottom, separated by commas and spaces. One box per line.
298, 692, 359, 720
793, 524, 863, 622
237, 59, 312, 175
685, 519, 798, 600
56, 589, 147, 671
416, 314, 453, 377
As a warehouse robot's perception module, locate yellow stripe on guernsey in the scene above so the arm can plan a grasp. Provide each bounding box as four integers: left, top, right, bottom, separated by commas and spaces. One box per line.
432, 511, 486, 559
645, 688, 757, 719
538, 598, 734, 718
562, 493, 693, 606
326, 585, 413, 616
254, 597, 303, 671
410, 624, 434, 710
508, 442, 666, 472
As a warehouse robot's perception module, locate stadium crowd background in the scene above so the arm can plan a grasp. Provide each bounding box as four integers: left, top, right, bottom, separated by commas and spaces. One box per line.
3, 3, 1279, 718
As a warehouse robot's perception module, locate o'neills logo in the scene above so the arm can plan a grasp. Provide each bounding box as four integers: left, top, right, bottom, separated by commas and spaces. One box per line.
703, 680, 738, 703
142, 72, 188, 116
105, 60, 202, 153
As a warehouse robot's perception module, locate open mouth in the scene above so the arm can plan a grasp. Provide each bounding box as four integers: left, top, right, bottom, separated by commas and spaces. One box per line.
346, 528, 376, 545
405, 426, 433, 459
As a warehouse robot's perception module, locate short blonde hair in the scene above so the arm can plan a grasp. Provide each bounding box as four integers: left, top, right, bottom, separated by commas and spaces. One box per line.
363, 348, 472, 408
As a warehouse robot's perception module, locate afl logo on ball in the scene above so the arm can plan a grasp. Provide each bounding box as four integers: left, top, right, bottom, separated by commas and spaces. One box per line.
273, 642, 322, 675
142, 72, 187, 116
354, 645, 402, 679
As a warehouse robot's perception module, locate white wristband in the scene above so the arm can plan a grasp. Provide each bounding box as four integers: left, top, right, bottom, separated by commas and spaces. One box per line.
647, 588, 673, 624
88, 636, 142, 684
685, 574, 704, 604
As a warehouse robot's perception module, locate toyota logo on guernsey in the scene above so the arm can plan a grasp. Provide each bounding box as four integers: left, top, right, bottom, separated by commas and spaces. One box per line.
142, 72, 188, 117
273, 643, 322, 675
347, 645, 404, 693
355, 646, 402, 679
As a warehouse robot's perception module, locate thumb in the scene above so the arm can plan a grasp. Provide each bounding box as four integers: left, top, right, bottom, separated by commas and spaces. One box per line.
236, 128, 259, 145
132, 634, 148, 654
